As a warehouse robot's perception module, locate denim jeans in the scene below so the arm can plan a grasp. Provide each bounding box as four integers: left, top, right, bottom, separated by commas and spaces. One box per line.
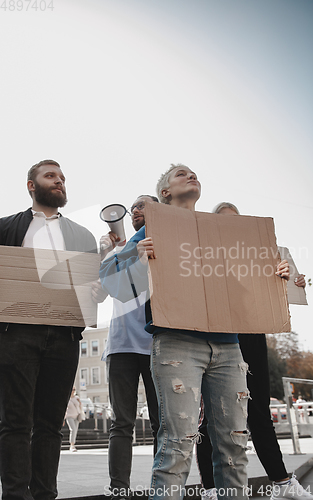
66, 418, 80, 445
149, 332, 249, 500
196, 334, 288, 488
107, 353, 159, 499
0, 323, 80, 500
238, 334, 288, 481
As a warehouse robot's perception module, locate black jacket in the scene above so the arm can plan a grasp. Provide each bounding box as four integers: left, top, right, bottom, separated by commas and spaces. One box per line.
0, 208, 98, 333
0, 208, 97, 252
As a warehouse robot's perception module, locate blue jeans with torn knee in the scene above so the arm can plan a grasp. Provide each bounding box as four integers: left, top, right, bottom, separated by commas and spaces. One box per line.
149, 332, 249, 500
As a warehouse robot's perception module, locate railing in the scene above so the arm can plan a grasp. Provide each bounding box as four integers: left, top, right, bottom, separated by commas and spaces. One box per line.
91, 391, 313, 454
272, 401, 313, 424
282, 376, 313, 454
89, 403, 151, 444
92, 404, 112, 433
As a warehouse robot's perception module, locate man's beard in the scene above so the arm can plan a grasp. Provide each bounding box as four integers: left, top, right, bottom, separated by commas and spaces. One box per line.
33, 181, 68, 208
132, 218, 144, 231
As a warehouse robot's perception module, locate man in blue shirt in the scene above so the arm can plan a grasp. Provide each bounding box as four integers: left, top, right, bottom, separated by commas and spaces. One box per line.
101, 195, 159, 500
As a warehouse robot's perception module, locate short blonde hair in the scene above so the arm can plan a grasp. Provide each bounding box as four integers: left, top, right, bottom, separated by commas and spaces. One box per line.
156, 163, 189, 204
212, 202, 240, 215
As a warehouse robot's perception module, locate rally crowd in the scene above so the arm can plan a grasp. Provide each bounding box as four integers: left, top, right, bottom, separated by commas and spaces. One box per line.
0, 160, 311, 500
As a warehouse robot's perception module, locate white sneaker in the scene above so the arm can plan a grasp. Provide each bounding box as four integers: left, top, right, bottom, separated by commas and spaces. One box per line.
70, 445, 77, 452
201, 488, 218, 500
271, 475, 313, 500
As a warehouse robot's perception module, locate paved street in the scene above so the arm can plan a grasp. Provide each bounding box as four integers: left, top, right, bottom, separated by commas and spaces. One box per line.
1, 438, 312, 498
56, 438, 313, 498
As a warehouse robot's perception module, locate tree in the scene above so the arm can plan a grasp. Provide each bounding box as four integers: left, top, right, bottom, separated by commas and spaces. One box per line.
267, 332, 300, 360
266, 332, 313, 400
286, 351, 313, 400
267, 344, 287, 400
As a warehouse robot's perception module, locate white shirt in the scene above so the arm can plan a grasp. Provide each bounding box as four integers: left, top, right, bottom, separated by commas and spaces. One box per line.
22, 210, 65, 250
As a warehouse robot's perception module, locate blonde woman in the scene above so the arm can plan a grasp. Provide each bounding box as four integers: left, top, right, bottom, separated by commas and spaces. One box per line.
65, 387, 83, 452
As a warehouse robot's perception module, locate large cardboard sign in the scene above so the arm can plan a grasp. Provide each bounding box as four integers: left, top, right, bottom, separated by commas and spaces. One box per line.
145, 203, 291, 334
0, 246, 100, 327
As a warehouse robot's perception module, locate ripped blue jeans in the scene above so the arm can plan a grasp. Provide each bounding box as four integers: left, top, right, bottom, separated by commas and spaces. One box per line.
149, 332, 249, 500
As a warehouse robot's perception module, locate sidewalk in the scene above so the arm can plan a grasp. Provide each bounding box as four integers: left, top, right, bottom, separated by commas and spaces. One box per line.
1, 438, 312, 498
56, 438, 313, 499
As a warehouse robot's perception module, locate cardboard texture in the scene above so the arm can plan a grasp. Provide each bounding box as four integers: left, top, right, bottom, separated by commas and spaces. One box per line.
278, 246, 308, 306
0, 246, 100, 327
145, 203, 291, 334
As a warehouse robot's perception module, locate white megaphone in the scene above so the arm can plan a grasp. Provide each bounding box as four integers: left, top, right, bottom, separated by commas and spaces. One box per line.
100, 204, 127, 247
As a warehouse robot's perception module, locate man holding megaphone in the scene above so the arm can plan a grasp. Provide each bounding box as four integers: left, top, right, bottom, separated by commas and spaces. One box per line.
100, 195, 159, 500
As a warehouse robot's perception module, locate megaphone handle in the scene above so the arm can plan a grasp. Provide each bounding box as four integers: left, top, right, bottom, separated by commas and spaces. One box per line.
126, 267, 141, 308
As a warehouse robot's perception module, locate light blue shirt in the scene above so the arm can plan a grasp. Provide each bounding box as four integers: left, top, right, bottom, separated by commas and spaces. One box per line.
101, 291, 152, 360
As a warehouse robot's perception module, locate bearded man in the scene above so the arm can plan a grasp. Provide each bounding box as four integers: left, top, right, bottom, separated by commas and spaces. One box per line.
0, 159, 104, 500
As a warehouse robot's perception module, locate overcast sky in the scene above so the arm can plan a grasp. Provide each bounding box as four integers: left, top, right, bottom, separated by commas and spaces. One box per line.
1, 0, 312, 349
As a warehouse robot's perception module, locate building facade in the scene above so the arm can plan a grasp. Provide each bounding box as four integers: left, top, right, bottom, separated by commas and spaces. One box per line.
74, 326, 148, 410
74, 326, 109, 406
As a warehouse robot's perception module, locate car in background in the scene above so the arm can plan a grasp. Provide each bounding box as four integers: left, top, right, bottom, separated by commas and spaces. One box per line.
80, 398, 94, 418
270, 397, 287, 423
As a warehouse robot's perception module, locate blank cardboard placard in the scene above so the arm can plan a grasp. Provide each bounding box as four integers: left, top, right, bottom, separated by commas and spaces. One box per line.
145, 203, 291, 334
0, 246, 100, 327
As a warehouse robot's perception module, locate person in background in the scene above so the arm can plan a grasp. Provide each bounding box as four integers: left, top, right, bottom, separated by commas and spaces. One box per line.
100, 195, 159, 500
65, 387, 84, 452
295, 394, 307, 423
196, 201, 312, 500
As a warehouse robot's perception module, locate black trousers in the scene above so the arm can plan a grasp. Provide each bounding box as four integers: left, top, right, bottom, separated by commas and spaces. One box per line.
196, 334, 288, 488
107, 353, 159, 499
0, 323, 80, 500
